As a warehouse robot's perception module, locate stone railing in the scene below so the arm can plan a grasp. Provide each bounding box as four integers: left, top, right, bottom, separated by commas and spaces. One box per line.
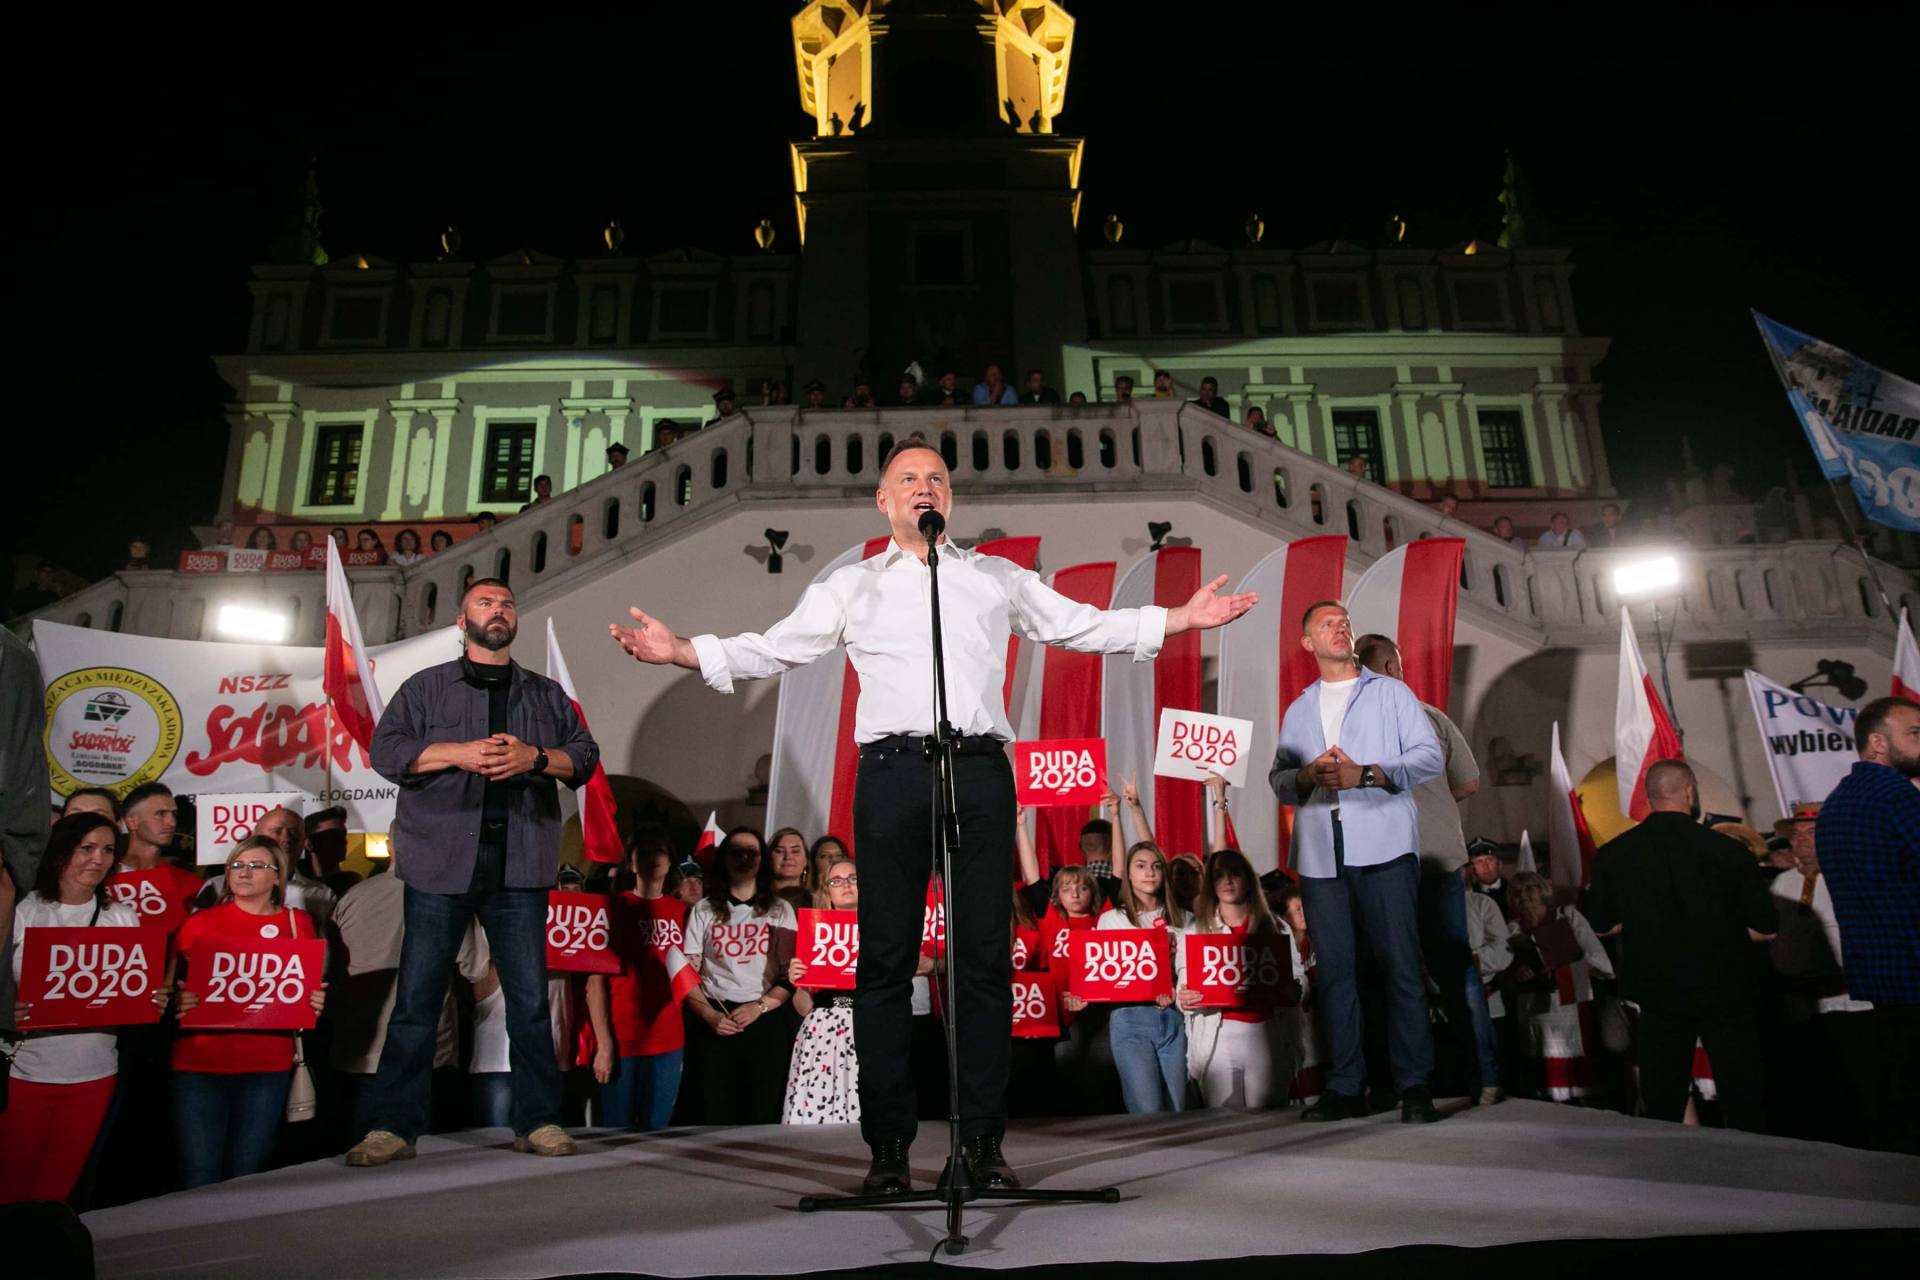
21, 399, 1916, 651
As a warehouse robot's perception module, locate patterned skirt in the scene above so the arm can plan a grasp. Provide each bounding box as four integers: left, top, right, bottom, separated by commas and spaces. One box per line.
782, 1000, 860, 1125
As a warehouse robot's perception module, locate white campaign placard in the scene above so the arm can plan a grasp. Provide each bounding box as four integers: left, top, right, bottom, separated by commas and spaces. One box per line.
193, 790, 310, 865
1151, 708, 1255, 788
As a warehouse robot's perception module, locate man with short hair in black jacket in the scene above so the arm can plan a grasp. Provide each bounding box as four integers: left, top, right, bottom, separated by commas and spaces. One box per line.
1586, 759, 1777, 1131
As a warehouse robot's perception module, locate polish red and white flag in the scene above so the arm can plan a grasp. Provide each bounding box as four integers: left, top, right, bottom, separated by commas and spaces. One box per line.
1342, 538, 1466, 712
1216, 535, 1348, 872
1615, 606, 1684, 820
546, 619, 621, 864
663, 944, 701, 1003
1894, 609, 1920, 701
692, 812, 724, 868
1547, 721, 1601, 896
323, 539, 386, 754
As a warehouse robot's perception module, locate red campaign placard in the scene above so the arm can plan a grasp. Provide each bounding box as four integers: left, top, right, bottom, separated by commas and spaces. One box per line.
106, 869, 195, 939
796, 908, 859, 990
1011, 970, 1061, 1038
546, 892, 620, 973
264, 550, 307, 572
177, 550, 226, 574
181, 936, 325, 1030
1013, 738, 1107, 807
303, 544, 328, 568
344, 549, 383, 567
1041, 914, 1095, 968
17, 926, 169, 1031
1011, 925, 1043, 972
922, 880, 946, 960
1183, 933, 1300, 1009
1069, 928, 1173, 1003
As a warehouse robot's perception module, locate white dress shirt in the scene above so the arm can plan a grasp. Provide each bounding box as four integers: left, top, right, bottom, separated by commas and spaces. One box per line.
691, 538, 1167, 743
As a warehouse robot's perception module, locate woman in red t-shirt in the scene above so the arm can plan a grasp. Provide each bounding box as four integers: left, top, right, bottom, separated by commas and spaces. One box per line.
170, 836, 326, 1188
587, 829, 690, 1130
1035, 863, 1116, 1113
1178, 848, 1304, 1109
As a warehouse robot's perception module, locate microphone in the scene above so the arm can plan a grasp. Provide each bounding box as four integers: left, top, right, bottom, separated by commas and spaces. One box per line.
917, 509, 945, 542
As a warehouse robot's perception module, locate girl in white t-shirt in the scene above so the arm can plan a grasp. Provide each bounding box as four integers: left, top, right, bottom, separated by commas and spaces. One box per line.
1066, 841, 1188, 1112
682, 829, 797, 1123
783, 857, 860, 1124
1178, 848, 1306, 1109
2, 814, 166, 1204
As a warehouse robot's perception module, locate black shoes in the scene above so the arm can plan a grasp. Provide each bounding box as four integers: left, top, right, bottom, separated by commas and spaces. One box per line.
1300, 1090, 1369, 1122
965, 1135, 1021, 1191
1400, 1086, 1441, 1124
863, 1139, 912, 1194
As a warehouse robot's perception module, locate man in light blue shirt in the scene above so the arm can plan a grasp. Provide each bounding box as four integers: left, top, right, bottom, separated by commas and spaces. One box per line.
970, 362, 1018, 405
1270, 600, 1444, 1122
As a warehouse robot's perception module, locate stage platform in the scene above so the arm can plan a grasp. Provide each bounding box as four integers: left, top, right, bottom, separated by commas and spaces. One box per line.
83, 1101, 1920, 1278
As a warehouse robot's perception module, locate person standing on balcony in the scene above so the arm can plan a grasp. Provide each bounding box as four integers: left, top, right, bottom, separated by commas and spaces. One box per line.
1111, 374, 1134, 403
519, 476, 554, 514
1269, 602, 1446, 1124
345, 578, 599, 1168
1189, 376, 1231, 418
1345, 455, 1370, 481
605, 441, 630, 471
1586, 503, 1624, 547
1535, 512, 1587, 550
1019, 369, 1059, 405
971, 363, 1017, 406
1490, 515, 1526, 549
1151, 370, 1174, 398
609, 434, 1255, 1193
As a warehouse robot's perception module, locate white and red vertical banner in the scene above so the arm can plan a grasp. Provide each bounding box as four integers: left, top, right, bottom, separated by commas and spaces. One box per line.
765, 538, 891, 853
1343, 538, 1465, 712
546, 619, 621, 863
1105, 548, 1205, 858
1615, 606, 1684, 820
1895, 608, 1920, 701
324, 539, 386, 753
1216, 536, 1348, 873
1546, 722, 1600, 896
1012, 562, 1116, 875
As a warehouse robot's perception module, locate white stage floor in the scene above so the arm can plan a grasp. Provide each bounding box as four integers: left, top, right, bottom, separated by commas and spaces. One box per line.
84, 1102, 1920, 1278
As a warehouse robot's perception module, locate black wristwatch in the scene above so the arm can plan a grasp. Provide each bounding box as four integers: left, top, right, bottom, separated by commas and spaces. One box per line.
1358, 765, 1377, 789
530, 748, 549, 777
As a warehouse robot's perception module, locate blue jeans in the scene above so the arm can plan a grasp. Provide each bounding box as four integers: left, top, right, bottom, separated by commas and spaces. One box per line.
598, 1050, 684, 1130
1108, 1004, 1187, 1113
1463, 967, 1500, 1088
173, 1070, 289, 1189
363, 851, 560, 1142
1300, 843, 1432, 1097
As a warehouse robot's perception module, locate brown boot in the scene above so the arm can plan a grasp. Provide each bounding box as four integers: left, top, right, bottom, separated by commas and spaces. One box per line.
345, 1130, 416, 1167
512, 1124, 578, 1157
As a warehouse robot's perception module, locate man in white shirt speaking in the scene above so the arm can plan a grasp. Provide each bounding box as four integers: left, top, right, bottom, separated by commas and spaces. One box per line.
610, 434, 1254, 1193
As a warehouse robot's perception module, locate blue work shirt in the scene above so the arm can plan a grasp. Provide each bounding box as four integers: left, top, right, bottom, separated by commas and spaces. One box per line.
1267, 666, 1444, 880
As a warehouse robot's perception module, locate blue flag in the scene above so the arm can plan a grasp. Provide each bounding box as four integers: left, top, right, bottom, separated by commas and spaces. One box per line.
1754, 312, 1920, 529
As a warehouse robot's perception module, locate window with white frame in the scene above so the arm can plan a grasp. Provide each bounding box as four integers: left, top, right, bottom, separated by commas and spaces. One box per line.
307, 425, 364, 506
1476, 409, 1533, 488
479, 423, 537, 504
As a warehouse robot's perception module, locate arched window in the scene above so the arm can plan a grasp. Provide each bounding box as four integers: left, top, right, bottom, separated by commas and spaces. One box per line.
1002, 430, 1021, 471
532, 532, 548, 574
1236, 453, 1253, 493
603, 498, 621, 541
710, 448, 729, 489
1067, 429, 1085, 470
1200, 437, 1218, 477
640, 483, 656, 523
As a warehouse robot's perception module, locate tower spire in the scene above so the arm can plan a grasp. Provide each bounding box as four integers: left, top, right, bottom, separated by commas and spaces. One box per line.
268, 161, 329, 267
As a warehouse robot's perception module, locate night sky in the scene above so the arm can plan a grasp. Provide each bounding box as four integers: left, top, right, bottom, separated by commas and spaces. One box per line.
16, 3, 1915, 584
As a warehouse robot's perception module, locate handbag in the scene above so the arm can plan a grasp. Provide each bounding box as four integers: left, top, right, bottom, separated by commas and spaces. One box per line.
284, 906, 317, 1124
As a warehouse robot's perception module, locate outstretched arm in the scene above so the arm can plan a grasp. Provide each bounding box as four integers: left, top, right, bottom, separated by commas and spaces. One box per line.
611, 582, 849, 693
1165, 575, 1258, 636
608, 608, 699, 669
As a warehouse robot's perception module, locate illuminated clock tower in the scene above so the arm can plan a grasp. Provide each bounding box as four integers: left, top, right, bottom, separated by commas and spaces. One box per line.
788, 0, 1084, 390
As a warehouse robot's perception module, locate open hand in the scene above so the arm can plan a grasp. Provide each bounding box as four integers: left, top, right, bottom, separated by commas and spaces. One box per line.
309, 981, 328, 1014
609, 607, 687, 665
1170, 575, 1257, 633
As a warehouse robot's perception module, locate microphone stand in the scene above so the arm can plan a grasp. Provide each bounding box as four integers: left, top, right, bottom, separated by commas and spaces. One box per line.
798, 513, 1118, 1257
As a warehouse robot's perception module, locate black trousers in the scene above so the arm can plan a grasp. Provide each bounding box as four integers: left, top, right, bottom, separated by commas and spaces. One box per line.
853, 742, 1014, 1145
684, 1001, 797, 1125
1638, 1006, 1765, 1133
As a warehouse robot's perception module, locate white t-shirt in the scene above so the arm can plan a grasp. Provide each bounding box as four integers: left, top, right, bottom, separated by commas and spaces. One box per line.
1318, 677, 1359, 749
684, 898, 797, 1004
468, 977, 572, 1074
9, 894, 142, 1084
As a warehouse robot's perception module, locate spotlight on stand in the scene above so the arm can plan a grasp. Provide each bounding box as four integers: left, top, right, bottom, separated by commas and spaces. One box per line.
1612, 552, 1685, 731
216, 604, 290, 643
1791, 659, 1869, 701
764, 528, 789, 574
1148, 521, 1173, 551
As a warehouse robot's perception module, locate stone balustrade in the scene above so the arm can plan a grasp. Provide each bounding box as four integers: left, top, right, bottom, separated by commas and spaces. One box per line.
21, 400, 1915, 652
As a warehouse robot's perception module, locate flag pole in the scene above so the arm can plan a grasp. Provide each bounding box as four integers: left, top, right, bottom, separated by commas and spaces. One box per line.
1820, 474, 1900, 620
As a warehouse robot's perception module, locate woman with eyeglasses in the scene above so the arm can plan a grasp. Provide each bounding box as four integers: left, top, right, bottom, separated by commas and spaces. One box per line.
587, 828, 693, 1130
170, 835, 327, 1188
681, 829, 797, 1123
1, 814, 167, 1205
782, 857, 861, 1123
